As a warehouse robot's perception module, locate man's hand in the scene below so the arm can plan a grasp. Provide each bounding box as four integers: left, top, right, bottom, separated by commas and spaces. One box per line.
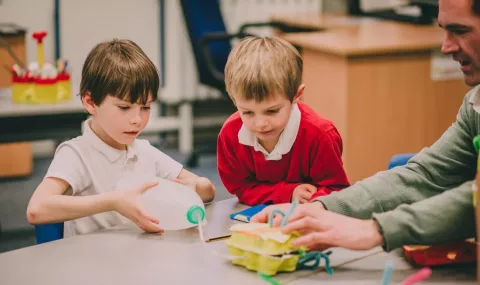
251, 202, 383, 251
112, 181, 164, 233
251, 202, 326, 225
282, 207, 384, 251
292, 184, 317, 203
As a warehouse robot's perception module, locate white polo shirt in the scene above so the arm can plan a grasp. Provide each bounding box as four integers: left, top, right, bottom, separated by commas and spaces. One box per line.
237, 103, 301, 161
45, 119, 183, 237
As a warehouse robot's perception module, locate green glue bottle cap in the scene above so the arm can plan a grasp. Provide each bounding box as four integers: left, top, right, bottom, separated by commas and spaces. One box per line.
186, 205, 205, 224
474, 136, 480, 152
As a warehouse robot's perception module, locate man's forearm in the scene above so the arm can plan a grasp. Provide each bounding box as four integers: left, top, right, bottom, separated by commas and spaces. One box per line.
373, 181, 476, 251
316, 93, 477, 219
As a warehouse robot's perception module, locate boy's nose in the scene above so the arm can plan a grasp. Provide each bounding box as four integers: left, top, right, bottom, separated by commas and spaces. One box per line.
255, 118, 268, 128
130, 113, 142, 125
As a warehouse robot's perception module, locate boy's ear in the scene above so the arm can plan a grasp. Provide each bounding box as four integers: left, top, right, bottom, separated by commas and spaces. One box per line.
293, 84, 305, 103
82, 92, 96, 115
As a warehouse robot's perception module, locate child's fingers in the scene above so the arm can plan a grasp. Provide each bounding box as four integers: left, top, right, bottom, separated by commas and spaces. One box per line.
172, 178, 185, 184
137, 209, 163, 232
139, 208, 159, 224
299, 197, 310, 204
304, 185, 318, 194
300, 191, 313, 201
137, 181, 158, 193
140, 221, 164, 233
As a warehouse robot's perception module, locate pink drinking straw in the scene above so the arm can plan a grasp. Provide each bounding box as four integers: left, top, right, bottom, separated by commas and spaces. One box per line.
401, 267, 432, 285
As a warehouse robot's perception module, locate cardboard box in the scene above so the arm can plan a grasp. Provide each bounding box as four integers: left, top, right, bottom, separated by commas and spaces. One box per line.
0, 143, 32, 177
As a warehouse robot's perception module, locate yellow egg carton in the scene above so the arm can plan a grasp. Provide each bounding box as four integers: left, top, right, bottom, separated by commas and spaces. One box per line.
225, 223, 307, 276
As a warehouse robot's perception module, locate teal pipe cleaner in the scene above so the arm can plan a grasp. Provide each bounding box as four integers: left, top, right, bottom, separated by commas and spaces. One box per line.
268, 201, 299, 228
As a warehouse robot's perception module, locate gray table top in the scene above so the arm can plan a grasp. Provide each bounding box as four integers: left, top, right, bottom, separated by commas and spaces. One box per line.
0, 198, 475, 285
0, 88, 84, 117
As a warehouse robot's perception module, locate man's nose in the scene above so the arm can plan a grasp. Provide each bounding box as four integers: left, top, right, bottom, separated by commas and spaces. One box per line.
441, 33, 459, 55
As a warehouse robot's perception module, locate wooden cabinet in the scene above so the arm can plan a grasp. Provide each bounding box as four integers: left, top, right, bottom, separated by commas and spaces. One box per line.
276, 14, 471, 182
0, 28, 32, 177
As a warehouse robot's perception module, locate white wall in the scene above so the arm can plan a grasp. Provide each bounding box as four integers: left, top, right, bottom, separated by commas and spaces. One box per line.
0, 0, 161, 157
0, 0, 55, 64
60, 0, 160, 96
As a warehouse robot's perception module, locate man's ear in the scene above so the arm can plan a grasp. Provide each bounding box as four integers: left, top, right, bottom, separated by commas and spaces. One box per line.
82, 92, 96, 115
293, 84, 305, 103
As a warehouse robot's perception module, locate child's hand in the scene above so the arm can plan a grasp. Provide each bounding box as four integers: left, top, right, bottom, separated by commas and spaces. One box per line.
172, 176, 216, 203
112, 181, 164, 233
172, 176, 197, 190
292, 184, 317, 203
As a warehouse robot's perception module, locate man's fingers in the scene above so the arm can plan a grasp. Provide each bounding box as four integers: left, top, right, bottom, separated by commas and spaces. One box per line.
280, 205, 311, 225
251, 205, 276, 223
272, 215, 284, 227
281, 216, 319, 234
251, 204, 290, 223
292, 232, 330, 250
138, 181, 158, 193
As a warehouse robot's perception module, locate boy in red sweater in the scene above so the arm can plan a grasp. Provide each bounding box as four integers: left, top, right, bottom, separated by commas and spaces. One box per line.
217, 36, 349, 206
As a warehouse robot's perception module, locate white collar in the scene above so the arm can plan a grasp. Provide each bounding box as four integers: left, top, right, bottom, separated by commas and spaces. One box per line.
238, 103, 301, 161
82, 119, 138, 162
468, 85, 480, 114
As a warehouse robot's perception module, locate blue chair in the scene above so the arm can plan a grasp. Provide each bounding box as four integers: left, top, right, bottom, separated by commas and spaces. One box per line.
34, 223, 64, 244
388, 153, 416, 170
179, 0, 318, 97
179, 0, 317, 167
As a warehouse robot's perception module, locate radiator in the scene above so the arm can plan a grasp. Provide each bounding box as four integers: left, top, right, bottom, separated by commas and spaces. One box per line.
160, 0, 323, 104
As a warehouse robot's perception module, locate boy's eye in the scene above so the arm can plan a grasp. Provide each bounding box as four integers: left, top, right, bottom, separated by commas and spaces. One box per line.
118, 106, 130, 110
242, 111, 253, 115
267, 109, 279, 114
142, 106, 151, 110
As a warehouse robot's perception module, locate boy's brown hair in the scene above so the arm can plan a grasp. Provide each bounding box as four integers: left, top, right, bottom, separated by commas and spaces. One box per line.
80, 39, 159, 105
224, 36, 303, 102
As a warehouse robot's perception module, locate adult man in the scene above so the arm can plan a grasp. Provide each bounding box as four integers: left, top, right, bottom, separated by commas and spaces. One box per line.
252, 0, 480, 252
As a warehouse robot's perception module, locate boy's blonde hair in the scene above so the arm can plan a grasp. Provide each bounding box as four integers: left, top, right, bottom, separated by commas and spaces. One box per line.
224, 36, 302, 102
80, 39, 159, 105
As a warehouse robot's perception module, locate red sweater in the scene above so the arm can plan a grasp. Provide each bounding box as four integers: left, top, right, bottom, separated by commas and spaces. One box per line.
217, 102, 350, 206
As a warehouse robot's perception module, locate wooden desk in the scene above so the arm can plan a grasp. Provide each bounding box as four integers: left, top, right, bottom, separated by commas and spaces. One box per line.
0, 88, 87, 143
0, 198, 474, 284
274, 14, 471, 182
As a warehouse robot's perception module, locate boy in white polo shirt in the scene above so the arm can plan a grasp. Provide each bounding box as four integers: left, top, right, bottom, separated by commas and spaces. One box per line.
27, 39, 216, 237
